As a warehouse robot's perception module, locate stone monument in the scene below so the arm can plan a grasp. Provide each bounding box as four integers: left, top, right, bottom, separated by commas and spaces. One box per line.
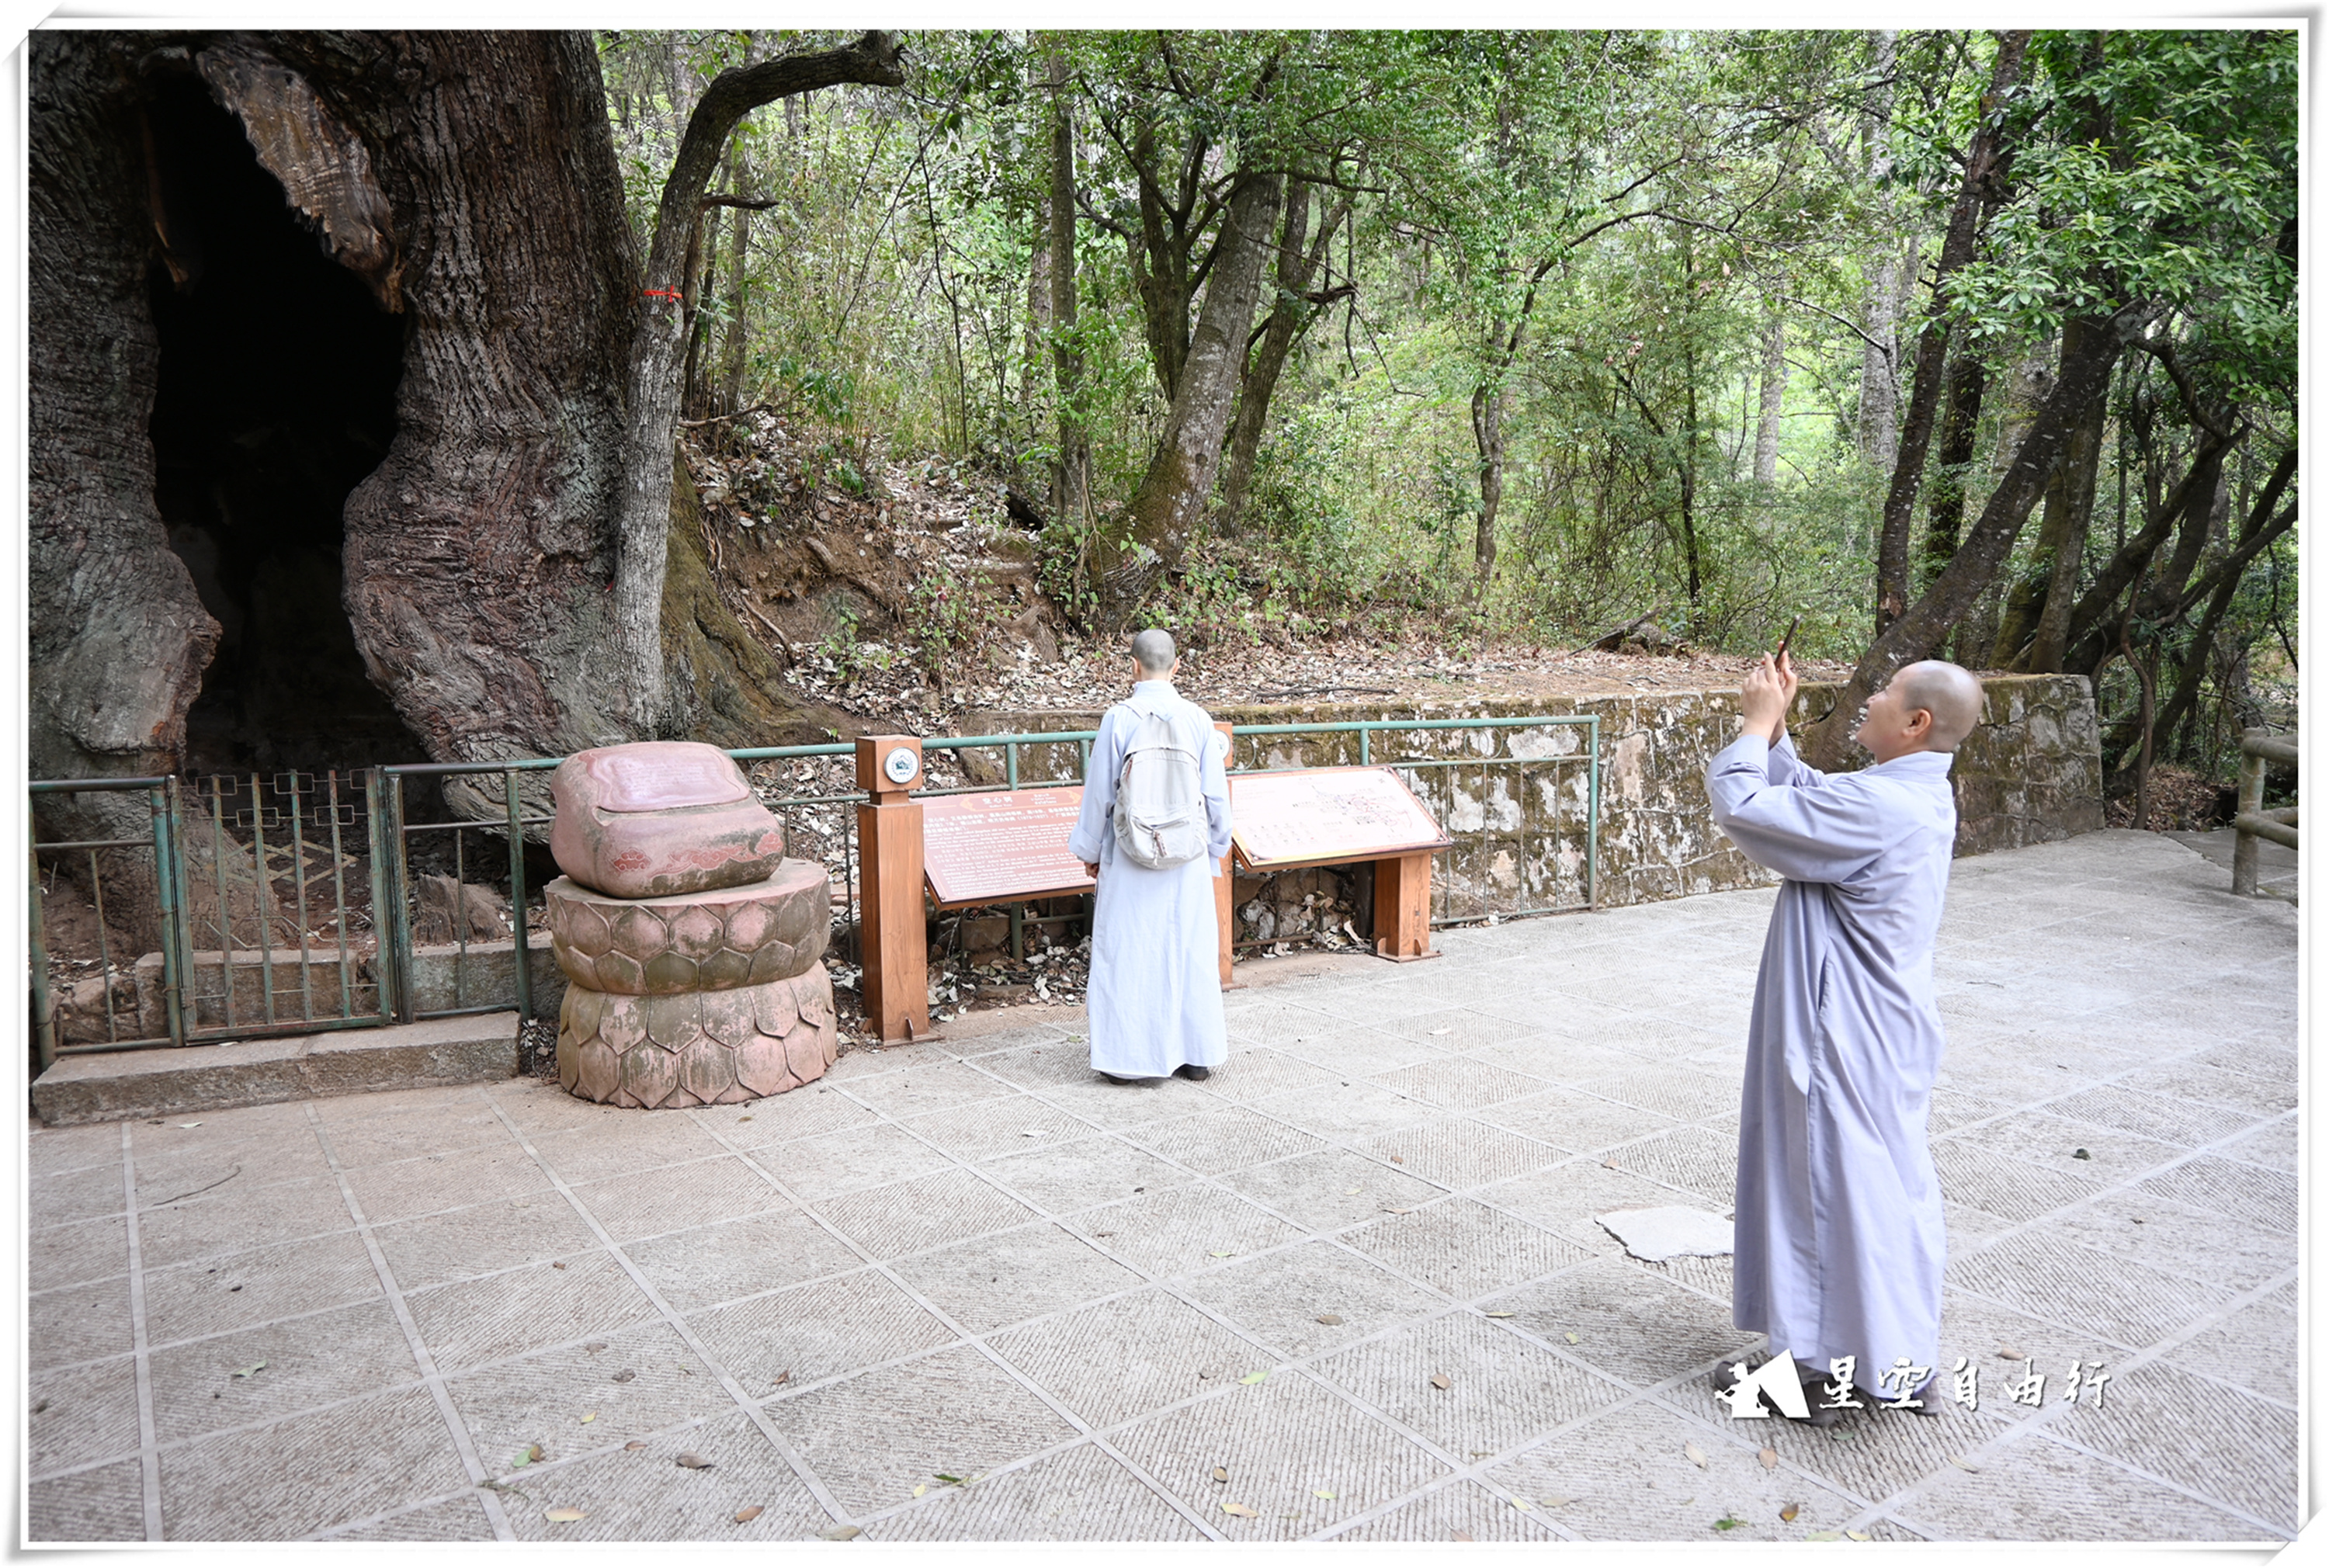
545, 741, 838, 1107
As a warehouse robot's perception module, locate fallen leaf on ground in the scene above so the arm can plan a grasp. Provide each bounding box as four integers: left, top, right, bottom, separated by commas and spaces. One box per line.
1428, 1028, 1452, 1037
2071, 1148, 2091, 1160
1949, 1456, 1981, 1473
1022, 1129, 1044, 1138
179, 1122, 202, 1129
1209, 1249, 1235, 1258
1212, 1467, 1230, 1483
819, 1525, 861, 1540
1452, 1530, 1474, 1542
1602, 1157, 1618, 1168
1510, 1497, 1532, 1511
1430, 1374, 1452, 1389
1713, 1515, 1742, 1531
1389, 1155, 1404, 1164
1997, 1347, 2026, 1361
1684, 1442, 1706, 1469
1314, 1489, 1336, 1500
613, 1370, 636, 1382
1758, 1447, 1777, 1470
1316, 1314, 1343, 1325
544, 1507, 585, 1523
738, 1116, 752, 1123
231, 1362, 266, 1379
1539, 1496, 1571, 1507
734, 1505, 763, 1523
1484, 1310, 1515, 1318
580, 1412, 597, 1424
515, 1443, 543, 1466
1239, 1371, 1268, 1385
1564, 1332, 1579, 1344
912, 1484, 926, 1497
1806, 1531, 1842, 1542
934, 1474, 964, 1486
1343, 1187, 1362, 1195
1779, 1502, 1800, 1522
1221, 1503, 1258, 1518
585, 1342, 607, 1352
678, 1452, 713, 1469
1383, 1207, 1414, 1215
1846, 1530, 1872, 1542
624, 1442, 647, 1451
552, 1262, 567, 1271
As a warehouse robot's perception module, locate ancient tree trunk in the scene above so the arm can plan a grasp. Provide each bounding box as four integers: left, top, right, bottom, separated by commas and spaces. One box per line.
1753, 311, 1786, 487
1219, 177, 1351, 536
1471, 383, 1506, 581
1873, 29, 2031, 633
1855, 31, 1902, 477
1994, 321, 2110, 671
1047, 50, 1088, 527
1802, 310, 2126, 769
718, 139, 755, 417
29, 29, 871, 852
613, 32, 904, 732
1105, 169, 1284, 617
1918, 349, 1986, 589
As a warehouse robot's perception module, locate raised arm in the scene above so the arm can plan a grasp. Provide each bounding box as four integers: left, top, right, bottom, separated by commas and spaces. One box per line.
1706, 734, 1893, 885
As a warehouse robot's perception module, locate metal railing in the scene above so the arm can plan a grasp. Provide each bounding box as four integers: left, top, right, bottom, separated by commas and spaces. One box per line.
30, 713, 1601, 1056
2233, 729, 2298, 897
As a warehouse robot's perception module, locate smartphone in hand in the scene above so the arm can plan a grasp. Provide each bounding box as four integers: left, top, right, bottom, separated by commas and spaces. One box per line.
1775, 616, 1800, 662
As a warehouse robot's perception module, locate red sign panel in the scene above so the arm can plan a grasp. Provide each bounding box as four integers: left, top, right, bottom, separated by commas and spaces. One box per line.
922, 788, 1095, 908
1229, 766, 1451, 871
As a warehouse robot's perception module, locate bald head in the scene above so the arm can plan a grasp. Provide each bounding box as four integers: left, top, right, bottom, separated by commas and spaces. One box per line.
1130, 629, 1177, 677
1894, 661, 1984, 751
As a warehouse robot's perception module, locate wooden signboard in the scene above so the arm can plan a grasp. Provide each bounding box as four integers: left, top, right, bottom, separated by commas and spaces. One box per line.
922, 788, 1094, 908
1229, 766, 1453, 872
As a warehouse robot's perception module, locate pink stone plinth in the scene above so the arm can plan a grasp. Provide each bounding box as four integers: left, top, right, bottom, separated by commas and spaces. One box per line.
543, 862, 828, 995
549, 741, 786, 899
557, 967, 838, 1108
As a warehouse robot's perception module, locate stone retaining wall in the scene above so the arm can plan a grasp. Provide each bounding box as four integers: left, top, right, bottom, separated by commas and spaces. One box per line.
967, 673, 2102, 930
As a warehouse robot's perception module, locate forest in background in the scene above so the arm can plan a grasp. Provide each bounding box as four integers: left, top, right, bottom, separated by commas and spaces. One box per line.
598, 28, 2296, 806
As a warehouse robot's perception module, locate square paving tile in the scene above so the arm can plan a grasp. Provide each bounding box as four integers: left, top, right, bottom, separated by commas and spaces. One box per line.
2215, 1115, 2295, 1174
1942, 1109, 2184, 1183
1886, 1428, 2273, 1542
134, 1174, 358, 1269
1378, 1010, 1539, 1051
498, 1410, 831, 1541
2031, 1188, 2293, 1294
1108, 1370, 1453, 1540
1352, 1117, 1561, 1190
1191, 1047, 1344, 1105
564, 1155, 795, 1244
717, 1084, 883, 1146
990, 1287, 1266, 1426
323, 1098, 516, 1168
30, 1120, 127, 1178
1369, 1057, 1549, 1112
1342, 1199, 1592, 1300
762, 1344, 1080, 1517
315, 1493, 498, 1541
1241, 1081, 1443, 1140
138, 1230, 384, 1348
2045, 1358, 2296, 1530
1179, 1241, 1449, 1359
620, 1205, 869, 1313
1483, 1397, 1866, 1542
1466, 1034, 1656, 1087
1946, 1230, 2234, 1352
979, 1133, 1196, 1216
30, 1214, 129, 1293
1123, 1106, 1328, 1176
524, 1117, 734, 1183
446, 1319, 733, 1462
149, 1296, 418, 1446
831, 1060, 1019, 1119
1484, 1257, 1760, 1390
2162, 1283, 2296, 1407
1599, 1124, 1737, 1207
1325, 1477, 1560, 1541
2136, 1155, 2296, 1234
813, 1168, 1040, 1260
1572, 1066, 1742, 1124
404, 1250, 661, 1372
739, 1121, 953, 1199
889, 1220, 1147, 1336
1473, 1159, 1703, 1258
1316, 1311, 1629, 1457
686, 1268, 955, 1396
1224, 1149, 1446, 1233
2043, 1083, 2261, 1148
158, 1385, 472, 1540
29, 1456, 146, 1542
341, 1143, 557, 1226
2117, 1063, 2293, 1119
370, 1191, 601, 1290
1928, 1140, 2103, 1224
27, 1355, 143, 1478
865, 1441, 1205, 1540
1063, 1185, 1305, 1279
31, 1160, 130, 1226
1475, 1088, 1682, 1156
895, 1094, 1101, 1164
1265, 1025, 1442, 1077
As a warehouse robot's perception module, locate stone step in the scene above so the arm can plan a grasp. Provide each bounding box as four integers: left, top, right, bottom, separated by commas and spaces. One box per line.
30, 1012, 521, 1126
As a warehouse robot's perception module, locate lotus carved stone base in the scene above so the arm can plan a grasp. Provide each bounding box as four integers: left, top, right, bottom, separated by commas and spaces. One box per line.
557, 967, 838, 1108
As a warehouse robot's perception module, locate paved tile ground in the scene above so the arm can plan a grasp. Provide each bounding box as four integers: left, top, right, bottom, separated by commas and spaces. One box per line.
25, 830, 2297, 1542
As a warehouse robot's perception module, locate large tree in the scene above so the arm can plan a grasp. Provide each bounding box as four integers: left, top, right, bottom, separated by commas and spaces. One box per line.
27, 29, 876, 843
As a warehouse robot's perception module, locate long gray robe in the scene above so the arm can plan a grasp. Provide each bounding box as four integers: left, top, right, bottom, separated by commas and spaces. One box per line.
1067, 681, 1233, 1078
1706, 731, 1957, 1399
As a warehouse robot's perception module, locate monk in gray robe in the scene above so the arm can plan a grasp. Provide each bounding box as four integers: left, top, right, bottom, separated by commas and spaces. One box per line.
1706, 654, 1985, 1419
1067, 630, 1233, 1083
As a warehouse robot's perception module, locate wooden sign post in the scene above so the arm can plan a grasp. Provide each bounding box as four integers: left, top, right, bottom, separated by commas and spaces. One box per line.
855, 734, 933, 1044
1227, 766, 1453, 963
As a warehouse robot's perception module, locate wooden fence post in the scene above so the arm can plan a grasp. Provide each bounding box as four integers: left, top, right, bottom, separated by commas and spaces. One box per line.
856, 735, 933, 1043
1373, 851, 1439, 961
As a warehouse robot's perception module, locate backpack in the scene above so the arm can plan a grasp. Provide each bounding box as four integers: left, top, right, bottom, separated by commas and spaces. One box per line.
1109, 702, 1209, 869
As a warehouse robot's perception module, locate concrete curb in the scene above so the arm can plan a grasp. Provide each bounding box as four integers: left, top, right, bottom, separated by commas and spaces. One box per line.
30, 1012, 521, 1126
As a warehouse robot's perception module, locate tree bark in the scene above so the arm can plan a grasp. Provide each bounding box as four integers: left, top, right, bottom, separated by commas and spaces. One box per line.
1918, 347, 1985, 590
1996, 322, 2110, 671
1472, 381, 1506, 581
1855, 31, 1901, 477
1046, 50, 1088, 528
1105, 168, 1284, 618
1218, 177, 1352, 536
613, 30, 904, 732
718, 137, 755, 418
1873, 29, 2031, 634
2060, 425, 2249, 675
1802, 309, 2126, 768
1753, 310, 1786, 487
